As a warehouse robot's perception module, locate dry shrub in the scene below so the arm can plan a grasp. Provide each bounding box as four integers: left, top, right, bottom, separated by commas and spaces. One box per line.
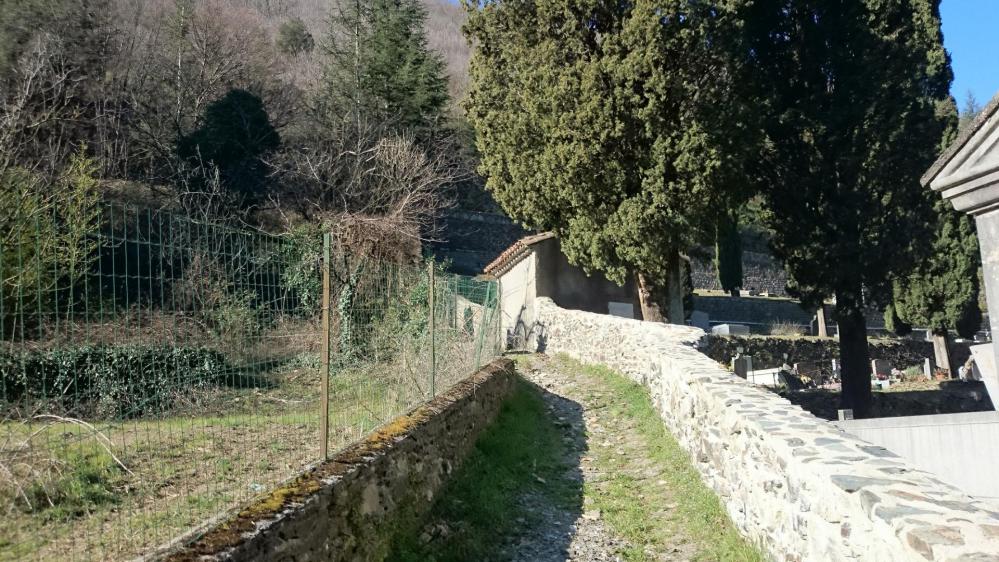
769, 320, 805, 337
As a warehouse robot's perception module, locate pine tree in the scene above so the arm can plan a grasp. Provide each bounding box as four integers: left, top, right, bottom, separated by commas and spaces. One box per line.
462, 0, 759, 323
959, 90, 983, 132
715, 212, 743, 297
322, 0, 448, 131
744, 0, 954, 416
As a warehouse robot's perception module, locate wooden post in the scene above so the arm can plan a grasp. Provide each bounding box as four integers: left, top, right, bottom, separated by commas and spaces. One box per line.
320, 233, 331, 460
428, 261, 436, 397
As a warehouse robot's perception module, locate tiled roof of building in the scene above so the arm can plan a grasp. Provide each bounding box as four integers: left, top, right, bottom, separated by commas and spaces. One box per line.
482, 232, 556, 277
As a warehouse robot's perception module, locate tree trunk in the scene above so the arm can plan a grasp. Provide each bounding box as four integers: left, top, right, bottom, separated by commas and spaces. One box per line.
932, 330, 953, 377
636, 272, 664, 322
665, 251, 685, 325
835, 289, 872, 418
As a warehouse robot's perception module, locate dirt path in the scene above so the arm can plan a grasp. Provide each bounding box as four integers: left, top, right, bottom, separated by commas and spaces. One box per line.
503, 358, 627, 562
397, 354, 760, 562
507, 355, 699, 562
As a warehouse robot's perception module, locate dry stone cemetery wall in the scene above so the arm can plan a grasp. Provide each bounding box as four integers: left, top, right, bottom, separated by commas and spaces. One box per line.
535, 298, 999, 561
160, 359, 517, 562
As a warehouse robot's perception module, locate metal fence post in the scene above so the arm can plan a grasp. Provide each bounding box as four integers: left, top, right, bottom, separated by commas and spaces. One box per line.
474, 281, 494, 369
320, 232, 331, 460
428, 261, 436, 397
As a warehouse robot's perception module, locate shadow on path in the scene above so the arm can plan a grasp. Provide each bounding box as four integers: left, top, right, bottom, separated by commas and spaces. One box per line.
389, 370, 604, 561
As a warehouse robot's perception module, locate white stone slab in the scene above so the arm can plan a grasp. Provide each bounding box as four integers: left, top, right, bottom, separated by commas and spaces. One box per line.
711, 323, 750, 336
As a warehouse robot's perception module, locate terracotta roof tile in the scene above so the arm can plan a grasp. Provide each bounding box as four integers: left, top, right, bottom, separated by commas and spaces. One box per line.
483, 232, 555, 276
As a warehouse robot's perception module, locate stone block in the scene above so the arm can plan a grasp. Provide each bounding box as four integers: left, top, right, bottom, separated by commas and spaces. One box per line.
712, 323, 750, 336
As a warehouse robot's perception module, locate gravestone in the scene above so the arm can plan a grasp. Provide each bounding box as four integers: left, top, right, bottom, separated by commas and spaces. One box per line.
689, 310, 711, 332
712, 323, 750, 336
923, 358, 934, 380
732, 356, 753, 379
871, 359, 891, 378
608, 301, 635, 319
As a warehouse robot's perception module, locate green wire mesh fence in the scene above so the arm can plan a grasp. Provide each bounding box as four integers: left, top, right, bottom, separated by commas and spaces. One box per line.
0, 203, 500, 561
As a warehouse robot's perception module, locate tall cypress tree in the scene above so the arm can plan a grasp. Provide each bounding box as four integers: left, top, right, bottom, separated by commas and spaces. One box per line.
463, 0, 759, 323
744, 0, 953, 416
891, 198, 982, 374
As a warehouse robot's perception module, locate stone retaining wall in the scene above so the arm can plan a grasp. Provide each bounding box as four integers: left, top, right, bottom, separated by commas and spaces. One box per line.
703, 335, 972, 374
158, 359, 517, 562
534, 298, 999, 562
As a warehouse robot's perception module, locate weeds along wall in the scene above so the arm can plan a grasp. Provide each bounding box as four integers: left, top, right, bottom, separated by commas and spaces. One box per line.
0, 202, 500, 561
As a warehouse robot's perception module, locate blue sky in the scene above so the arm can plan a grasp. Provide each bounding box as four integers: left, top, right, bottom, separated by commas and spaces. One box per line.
941, 0, 999, 108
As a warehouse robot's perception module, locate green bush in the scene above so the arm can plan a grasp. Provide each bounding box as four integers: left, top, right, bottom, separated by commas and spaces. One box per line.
0, 345, 230, 419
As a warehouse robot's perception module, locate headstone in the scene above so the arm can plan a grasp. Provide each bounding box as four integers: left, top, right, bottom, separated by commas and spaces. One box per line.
923, 358, 934, 380
871, 359, 891, 378
817, 306, 828, 338
712, 323, 750, 336
732, 356, 753, 379
608, 301, 635, 319
689, 310, 711, 331
838, 409, 854, 421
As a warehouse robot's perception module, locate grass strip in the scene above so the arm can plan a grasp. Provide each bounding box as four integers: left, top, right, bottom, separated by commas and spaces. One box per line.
390, 376, 576, 561
554, 355, 764, 562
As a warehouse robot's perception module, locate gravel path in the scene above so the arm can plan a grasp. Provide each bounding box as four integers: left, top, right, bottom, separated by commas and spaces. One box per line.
499, 355, 698, 562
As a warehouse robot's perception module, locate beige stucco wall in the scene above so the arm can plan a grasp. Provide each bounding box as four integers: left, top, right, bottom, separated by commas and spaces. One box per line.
498, 252, 538, 349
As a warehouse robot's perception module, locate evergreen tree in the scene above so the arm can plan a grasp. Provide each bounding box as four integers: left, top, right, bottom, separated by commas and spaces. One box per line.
891, 199, 981, 374
715, 212, 743, 297
883, 303, 913, 338
322, 0, 448, 130
744, 0, 954, 416
462, 0, 759, 323
178, 89, 280, 205
959, 90, 983, 132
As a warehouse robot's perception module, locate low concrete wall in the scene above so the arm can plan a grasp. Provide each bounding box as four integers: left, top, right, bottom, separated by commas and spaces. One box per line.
159, 359, 517, 562
535, 298, 999, 562
837, 412, 999, 502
